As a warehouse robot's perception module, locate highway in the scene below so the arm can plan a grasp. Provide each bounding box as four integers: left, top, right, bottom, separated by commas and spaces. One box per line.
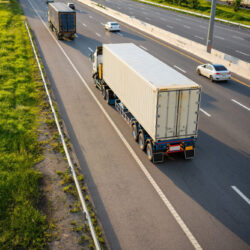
92, 0, 250, 63
20, 0, 250, 249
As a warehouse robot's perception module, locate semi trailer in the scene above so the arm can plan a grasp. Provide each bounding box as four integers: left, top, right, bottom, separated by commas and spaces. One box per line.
90, 43, 201, 163
48, 2, 76, 40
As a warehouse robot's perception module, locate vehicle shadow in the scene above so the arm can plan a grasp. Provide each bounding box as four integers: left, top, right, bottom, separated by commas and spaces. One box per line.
154, 129, 250, 246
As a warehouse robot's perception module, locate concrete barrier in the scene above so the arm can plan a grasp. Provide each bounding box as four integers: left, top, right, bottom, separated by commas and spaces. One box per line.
78, 0, 250, 80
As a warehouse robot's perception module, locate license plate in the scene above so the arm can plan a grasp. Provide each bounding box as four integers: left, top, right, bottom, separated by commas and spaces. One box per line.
186, 146, 193, 150
169, 145, 180, 151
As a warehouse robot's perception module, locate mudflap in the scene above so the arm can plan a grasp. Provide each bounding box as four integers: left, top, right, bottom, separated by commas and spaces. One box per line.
152, 152, 165, 164
184, 149, 195, 159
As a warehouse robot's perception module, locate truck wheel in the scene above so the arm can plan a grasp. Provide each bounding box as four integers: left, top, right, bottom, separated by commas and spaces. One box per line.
102, 87, 106, 100
138, 132, 146, 151
132, 124, 138, 142
146, 142, 153, 161
106, 89, 110, 104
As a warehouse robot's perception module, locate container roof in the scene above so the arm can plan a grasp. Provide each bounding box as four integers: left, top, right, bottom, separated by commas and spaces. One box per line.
50, 2, 75, 12
104, 43, 200, 90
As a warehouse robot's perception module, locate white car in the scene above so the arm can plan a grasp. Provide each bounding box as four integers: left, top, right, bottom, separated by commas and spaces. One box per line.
104, 22, 120, 32
196, 63, 231, 82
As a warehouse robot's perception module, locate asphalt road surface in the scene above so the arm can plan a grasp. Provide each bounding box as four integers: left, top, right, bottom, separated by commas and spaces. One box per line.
92, 0, 250, 63
20, 0, 250, 249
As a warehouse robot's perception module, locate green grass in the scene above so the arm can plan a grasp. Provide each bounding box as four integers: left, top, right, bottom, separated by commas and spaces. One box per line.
136, 0, 250, 25
0, 0, 48, 248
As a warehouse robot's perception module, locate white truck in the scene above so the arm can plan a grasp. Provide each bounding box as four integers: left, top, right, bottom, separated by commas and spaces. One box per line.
90, 43, 201, 162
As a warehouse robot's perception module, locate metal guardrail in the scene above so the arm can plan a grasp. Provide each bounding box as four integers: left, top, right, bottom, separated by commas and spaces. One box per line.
138, 0, 250, 29
24, 21, 101, 250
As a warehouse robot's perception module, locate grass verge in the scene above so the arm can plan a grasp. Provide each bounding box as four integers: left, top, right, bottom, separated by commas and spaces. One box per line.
0, 0, 48, 248
136, 0, 250, 26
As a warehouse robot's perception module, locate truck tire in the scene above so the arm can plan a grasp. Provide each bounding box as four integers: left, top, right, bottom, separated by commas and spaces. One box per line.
146, 142, 153, 161
102, 87, 106, 100
132, 124, 138, 141
106, 89, 111, 104
138, 131, 146, 151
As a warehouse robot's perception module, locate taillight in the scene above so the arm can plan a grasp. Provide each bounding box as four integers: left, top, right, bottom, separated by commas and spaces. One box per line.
215, 73, 220, 75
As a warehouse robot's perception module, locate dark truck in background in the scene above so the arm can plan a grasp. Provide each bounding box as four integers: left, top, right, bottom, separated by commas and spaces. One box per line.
48, 2, 76, 40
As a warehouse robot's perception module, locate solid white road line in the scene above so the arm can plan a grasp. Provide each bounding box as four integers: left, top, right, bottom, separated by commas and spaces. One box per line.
174, 65, 186, 73
27, 1, 202, 248
166, 25, 173, 29
231, 186, 250, 205
184, 25, 191, 29
200, 108, 211, 117
96, 32, 101, 37
232, 35, 244, 41
88, 47, 93, 52
82, 22, 87, 27
231, 99, 250, 111
235, 50, 249, 56
140, 45, 148, 51
215, 35, 224, 40
195, 35, 204, 40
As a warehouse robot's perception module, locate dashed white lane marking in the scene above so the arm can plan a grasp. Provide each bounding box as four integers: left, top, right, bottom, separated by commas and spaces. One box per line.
184, 25, 191, 29
231, 99, 250, 111
140, 45, 148, 51
235, 50, 249, 57
143, 11, 147, 14
117, 7, 121, 9
232, 35, 244, 41
88, 47, 93, 52
161, 17, 166, 21
101, 22, 105, 26
175, 18, 181, 21
166, 25, 173, 29
200, 108, 211, 117
145, 17, 151, 20
215, 35, 224, 40
82, 22, 87, 27
231, 186, 250, 205
28, 1, 203, 248
195, 35, 204, 40
199, 25, 206, 29
96, 32, 101, 37
89, 15, 93, 19
74, 33, 78, 37
174, 65, 186, 73
117, 32, 123, 37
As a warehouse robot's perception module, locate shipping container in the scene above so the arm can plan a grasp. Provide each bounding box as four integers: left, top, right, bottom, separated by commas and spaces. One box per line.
48, 2, 76, 40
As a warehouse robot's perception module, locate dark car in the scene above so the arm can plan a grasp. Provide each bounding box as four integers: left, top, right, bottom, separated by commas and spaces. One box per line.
67, 3, 75, 9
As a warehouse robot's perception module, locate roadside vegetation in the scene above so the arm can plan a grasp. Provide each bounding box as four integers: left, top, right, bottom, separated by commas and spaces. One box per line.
137, 0, 250, 25
0, 0, 48, 248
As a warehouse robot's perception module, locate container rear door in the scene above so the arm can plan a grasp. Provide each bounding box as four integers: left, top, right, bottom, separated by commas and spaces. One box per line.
60, 13, 75, 32
156, 89, 200, 139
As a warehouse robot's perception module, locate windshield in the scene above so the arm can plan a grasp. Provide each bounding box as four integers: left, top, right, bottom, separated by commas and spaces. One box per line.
213, 65, 227, 71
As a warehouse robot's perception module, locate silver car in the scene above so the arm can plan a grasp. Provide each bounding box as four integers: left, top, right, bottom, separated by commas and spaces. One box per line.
104, 22, 120, 32
196, 63, 231, 82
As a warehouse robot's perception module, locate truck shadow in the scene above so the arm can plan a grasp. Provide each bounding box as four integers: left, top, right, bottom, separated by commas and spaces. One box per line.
155, 129, 250, 246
